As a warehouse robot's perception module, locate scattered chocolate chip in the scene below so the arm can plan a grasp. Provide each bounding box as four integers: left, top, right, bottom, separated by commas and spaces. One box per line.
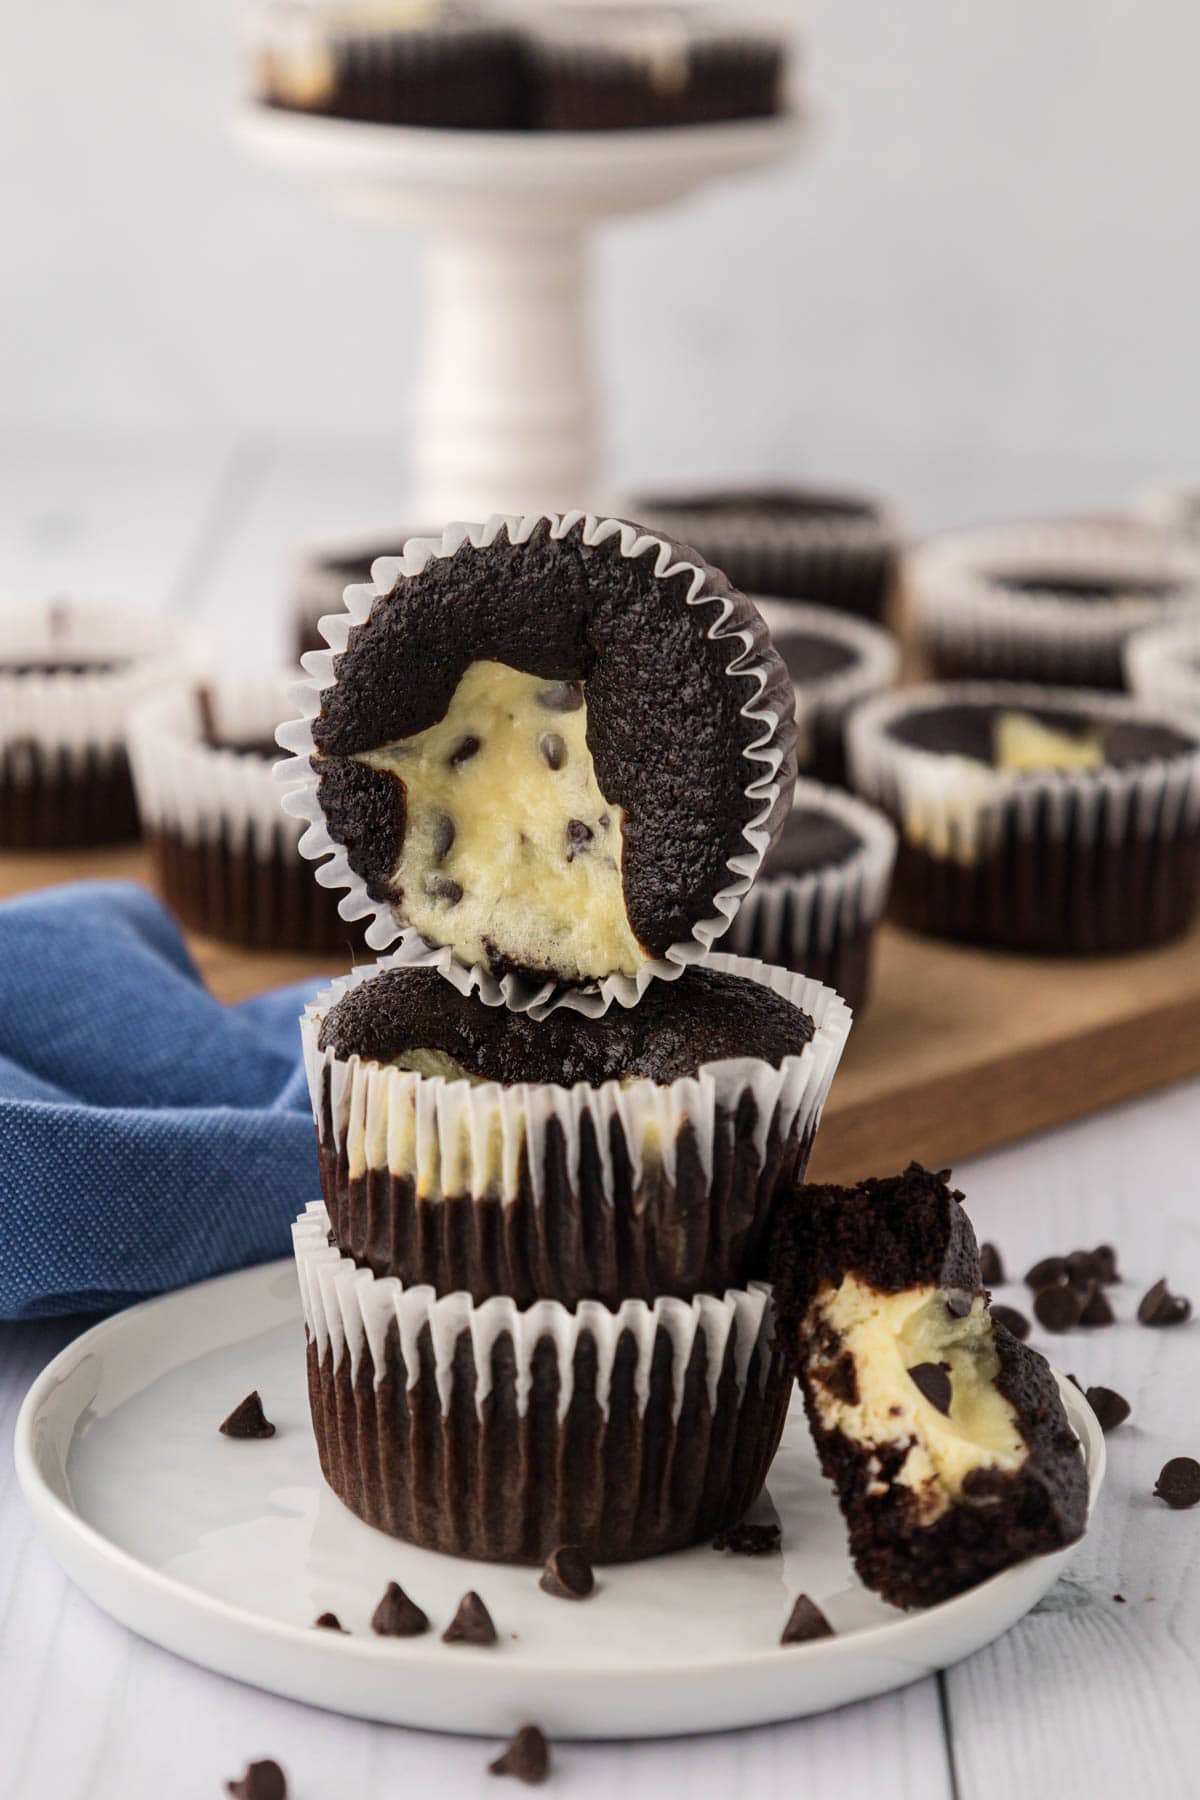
539, 1544, 595, 1600
1154, 1457, 1200, 1509
536, 681, 582, 713
489, 1724, 550, 1785
990, 1303, 1031, 1341
979, 1242, 1005, 1286
1138, 1279, 1192, 1327
712, 1520, 782, 1556
538, 731, 566, 771
225, 1760, 287, 1800
1113, 1593, 1126, 1604
598, 812, 610, 829
313, 1612, 346, 1632
371, 1581, 429, 1637
944, 1290, 973, 1319
426, 876, 464, 906
565, 818, 593, 858
219, 1391, 275, 1439
1026, 1255, 1070, 1290
1085, 1385, 1131, 1433
1094, 1244, 1120, 1284
1079, 1283, 1115, 1327
443, 1591, 497, 1646
448, 734, 481, 766
1066, 1249, 1104, 1290
1034, 1284, 1083, 1332
781, 1594, 834, 1644
431, 812, 456, 861
908, 1361, 952, 1414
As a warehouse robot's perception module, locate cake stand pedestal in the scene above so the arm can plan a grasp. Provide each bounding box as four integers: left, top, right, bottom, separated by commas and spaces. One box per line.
239, 108, 802, 520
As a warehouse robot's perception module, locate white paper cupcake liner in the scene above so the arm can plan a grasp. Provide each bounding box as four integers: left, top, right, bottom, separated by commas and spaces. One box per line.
1124, 619, 1200, 716
290, 524, 432, 659
754, 597, 900, 774
276, 511, 797, 1019
907, 520, 1200, 689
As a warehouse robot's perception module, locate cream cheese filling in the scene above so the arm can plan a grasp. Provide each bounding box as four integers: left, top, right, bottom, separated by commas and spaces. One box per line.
355, 659, 649, 983
808, 1277, 1027, 1523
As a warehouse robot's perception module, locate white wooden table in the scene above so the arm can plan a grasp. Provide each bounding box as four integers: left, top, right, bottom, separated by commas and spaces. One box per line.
2, 441, 1199, 1799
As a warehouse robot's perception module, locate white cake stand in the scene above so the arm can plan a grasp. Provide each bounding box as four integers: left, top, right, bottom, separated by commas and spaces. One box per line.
239, 107, 803, 520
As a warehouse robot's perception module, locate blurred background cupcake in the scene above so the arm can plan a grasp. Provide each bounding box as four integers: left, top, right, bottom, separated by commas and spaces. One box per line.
755, 596, 899, 786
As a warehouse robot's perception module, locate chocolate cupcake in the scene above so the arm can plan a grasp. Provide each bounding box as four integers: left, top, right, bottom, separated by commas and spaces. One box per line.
302, 949, 850, 1306
129, 678, 364, 953
295, 1200, 792, 1563
278, 511, 797, 1015
523, 6, 788, 132
252, 1, 526, 129
848, 681, 1200, 954
756, 598, 899, 787
1125, 618, 1200, 717
722, 780, 896, 1015
0, 598, 198, 851
631, 483, 900, 623
908, 519, 1200, 690
770, 1164, 1089, 1607
291, 528, 425, 661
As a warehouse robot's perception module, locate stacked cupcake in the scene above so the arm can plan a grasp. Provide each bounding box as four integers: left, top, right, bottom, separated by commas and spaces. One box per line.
280, 512, 853, 1562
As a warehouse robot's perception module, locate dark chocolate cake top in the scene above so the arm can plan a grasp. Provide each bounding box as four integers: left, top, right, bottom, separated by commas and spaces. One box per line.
987, 568, 1182, 604
760, 806, 862, 881
318, 963, 814, 1087
634, 486, 885, 528
886, 699, 1192, 770
773, 630, 859, 687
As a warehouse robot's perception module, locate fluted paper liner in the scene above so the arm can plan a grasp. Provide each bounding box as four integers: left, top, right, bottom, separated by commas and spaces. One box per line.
755, 596, 899, 779
294, 1201, 792, 1563
276, 511, 797, 1019
1125, 618, 1200, 716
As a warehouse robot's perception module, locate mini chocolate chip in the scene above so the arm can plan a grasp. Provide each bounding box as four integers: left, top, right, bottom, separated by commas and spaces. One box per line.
1085, 1385, 1131, 1433
225, 1760, 287, 1800
598, 812, 610, 829
1026, 1256, 1070, 1290
1065, 1249, 1105, 1290
539, 1544, 595, 1600
431, 812, 455, 861
426, 876, 464, 905
990, 1303, 1031, 1341
908, 1361, 952, 1414
565, 818, 593, 859
443, 1591, 497, 1646
371, 1581, 429, 1637
219, 1391, 275, 1439
781, 1594, 834, 1644
489, 1724, 550, 1785
536, 681, 583, 712
313, 1612, 346, 1632
1154, 1457, 1200, 1509
537, 730, 567, 770
448, 734, 481, 766
1034, 1284, 1083, 1332
1138, 1278, 1192, 1327
944, 1290, 973, 1319
1095, 1244, 1120, 1284
712, 1520, 782, 1556
1079, 1282, 1115, 1327
1113, 1593, 1126, 1603
979, 1243, 1005, 1286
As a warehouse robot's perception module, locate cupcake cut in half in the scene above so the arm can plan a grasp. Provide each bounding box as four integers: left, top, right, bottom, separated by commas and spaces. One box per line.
279, 512, 798, 1015
770, 1164, 1089, 1608
849, 681, 1200, 954
755, 597, 899, 787
303, 948, 852, 1307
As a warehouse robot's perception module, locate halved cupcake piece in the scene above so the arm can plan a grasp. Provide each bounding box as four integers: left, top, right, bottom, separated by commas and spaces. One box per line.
770, 1164, 1088, 1608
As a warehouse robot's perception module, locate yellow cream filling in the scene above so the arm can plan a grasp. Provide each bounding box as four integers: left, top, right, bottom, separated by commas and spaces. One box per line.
994, 710, 1104, 775
356, 659, 648, 984
809, 1277, 1026, 1523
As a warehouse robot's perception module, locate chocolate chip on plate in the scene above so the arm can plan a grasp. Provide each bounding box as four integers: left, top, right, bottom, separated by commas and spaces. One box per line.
371, 1581, 430, 1637
448, 733, 481, 766
1079, 1283, 1115, 1327
431, 812, 455, 861
990, 1303, 1031, 1341
908, 1361, 952, 1414
1138, 1279, 1192, 1327
225, 1760, 287, 1800
489, 1724, 550, 1785
1154, 1457, 1200, 1509
313, 1612, 347, 1632
1026, 1256, 1070, 1290
539, 1544, 595, 1600
712, 1520, 782, 1556
443, 1591, 498, 1646
1066, 1249, 1105, 1291
1034, 1284, 1084, 1332
1085, 1385, 1131, 1433
538, 731, 566, 771
781, 1594, 834, 1644
219, 1391, 275, 1439
1094, 1244, 1120, 1284
536, 681, 583, 713
979, 1242, 1005, 1286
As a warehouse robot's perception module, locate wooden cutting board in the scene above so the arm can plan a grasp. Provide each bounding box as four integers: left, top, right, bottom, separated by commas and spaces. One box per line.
4, 843, 1199, 1185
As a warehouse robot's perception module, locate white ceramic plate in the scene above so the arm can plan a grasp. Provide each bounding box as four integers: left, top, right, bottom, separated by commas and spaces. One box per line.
15, 1258, 1104, 1741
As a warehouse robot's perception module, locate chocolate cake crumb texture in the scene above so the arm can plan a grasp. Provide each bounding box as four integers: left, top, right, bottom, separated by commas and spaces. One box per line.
219, 1391, 276, 1439
712, 1520, 782, 1556
539, 1545, 595, 1600
371, 1581, 430, 1637
1138, 1279, 1192, 1326
443, 1591, 498, 1646
781, 1594, 834, 1644
1034, 1284, 1084, 1332
1154, 1458, 1200, 1509
1085, 1386, 1131, 1433
979, 1242, 1005, 1286
225, 1760, 287, 1800
489, 1725, 550, 1786
313, 1612, 346, 1632
1079, 1283, 1116, 1327
990, 1303, 1030, 1341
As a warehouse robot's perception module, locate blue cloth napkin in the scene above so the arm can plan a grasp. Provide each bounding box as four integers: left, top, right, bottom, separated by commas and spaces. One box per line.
0, 882, 328, 1320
